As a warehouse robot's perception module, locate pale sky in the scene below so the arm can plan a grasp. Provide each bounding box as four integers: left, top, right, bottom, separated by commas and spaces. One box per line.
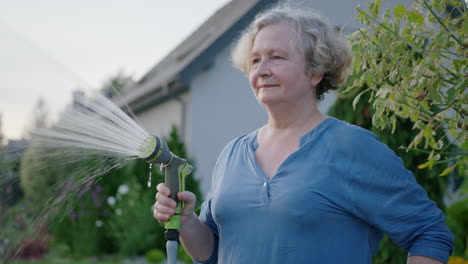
0, 0, 231, 141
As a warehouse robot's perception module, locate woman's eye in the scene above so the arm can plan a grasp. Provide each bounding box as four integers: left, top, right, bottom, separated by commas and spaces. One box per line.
272, 55, 283, 60
251, 58, 260, 64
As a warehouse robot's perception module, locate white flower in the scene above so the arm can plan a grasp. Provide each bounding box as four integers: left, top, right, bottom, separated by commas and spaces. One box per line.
118, 184, 129, 195
95, 220, 103, 227
107, 196, 116, 206
116, 208, 122, 215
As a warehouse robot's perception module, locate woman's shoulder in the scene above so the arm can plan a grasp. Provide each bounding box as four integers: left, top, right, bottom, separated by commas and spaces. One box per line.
325, 118, 402, 165
217, 129, 258, 158
326, 118, 380, 147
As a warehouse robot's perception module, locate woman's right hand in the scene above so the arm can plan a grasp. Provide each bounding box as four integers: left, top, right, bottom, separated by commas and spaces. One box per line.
153, 183, 197, 226
154, 183, 215, 261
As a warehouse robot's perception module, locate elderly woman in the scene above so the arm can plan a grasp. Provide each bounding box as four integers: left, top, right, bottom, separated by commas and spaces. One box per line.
153, 4, 454, 264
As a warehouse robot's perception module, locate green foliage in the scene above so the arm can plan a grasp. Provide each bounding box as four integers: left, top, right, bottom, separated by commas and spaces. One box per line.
100, 71, 134, 99
347, 0, 467, 176
0, 142, 24, 219
19, 140, 62, 213
446, 181, 468, 258
50, 184, 104, 257
0, 113, 4, 146
0, 200, 38, 260
145, 248, 166, 264
329, 87, 449, 263
23, 97, 50, 139
105, 172, 161, 256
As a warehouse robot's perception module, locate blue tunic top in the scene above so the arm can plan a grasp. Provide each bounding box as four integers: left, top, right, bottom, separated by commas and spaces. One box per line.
195, 117, 454, 264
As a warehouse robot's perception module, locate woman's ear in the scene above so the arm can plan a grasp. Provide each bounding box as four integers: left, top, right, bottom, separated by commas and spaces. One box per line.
310, 74, 324, 87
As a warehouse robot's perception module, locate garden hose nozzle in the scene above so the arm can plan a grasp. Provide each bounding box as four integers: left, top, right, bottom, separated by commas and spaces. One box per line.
141, 136, 193, 264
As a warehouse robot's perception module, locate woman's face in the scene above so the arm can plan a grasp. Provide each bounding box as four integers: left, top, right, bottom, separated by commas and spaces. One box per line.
248, 21, 322, 107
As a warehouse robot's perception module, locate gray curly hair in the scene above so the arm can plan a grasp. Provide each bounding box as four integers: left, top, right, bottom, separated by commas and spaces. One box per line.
231, 4, 353, 100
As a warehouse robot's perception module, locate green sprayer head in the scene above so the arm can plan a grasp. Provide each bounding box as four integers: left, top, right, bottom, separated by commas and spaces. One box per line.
139, 136, 157, 159
139, 136, 172, 164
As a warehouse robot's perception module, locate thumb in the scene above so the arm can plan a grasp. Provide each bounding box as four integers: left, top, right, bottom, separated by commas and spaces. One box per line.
177, 191, 196, 215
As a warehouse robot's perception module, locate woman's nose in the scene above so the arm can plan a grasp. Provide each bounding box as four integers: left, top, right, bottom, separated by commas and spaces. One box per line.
254, 60, 271, 77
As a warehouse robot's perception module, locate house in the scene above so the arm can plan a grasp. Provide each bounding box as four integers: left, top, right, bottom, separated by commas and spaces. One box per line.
119, 0, 412, 195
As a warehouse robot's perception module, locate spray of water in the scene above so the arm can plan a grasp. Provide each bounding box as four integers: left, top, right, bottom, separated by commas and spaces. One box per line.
33, 91, 152, 158
1, 90, 157, 260
29, 90, 156, 209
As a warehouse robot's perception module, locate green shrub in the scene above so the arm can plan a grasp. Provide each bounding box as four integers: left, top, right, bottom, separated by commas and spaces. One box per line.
446, 185, 468, 258
50, 184, 104, 258
0, 200, 38, 260
105, 174, 162, 256
145, 249, 166, 264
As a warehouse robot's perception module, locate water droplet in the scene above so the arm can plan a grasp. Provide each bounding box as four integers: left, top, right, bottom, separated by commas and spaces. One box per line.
147, 163, 153, 187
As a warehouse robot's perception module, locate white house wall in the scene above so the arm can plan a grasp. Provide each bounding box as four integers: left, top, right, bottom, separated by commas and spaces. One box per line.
136, 93, 189, 142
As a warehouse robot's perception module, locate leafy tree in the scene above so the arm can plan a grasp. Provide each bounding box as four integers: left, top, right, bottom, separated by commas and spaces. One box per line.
100, 71, 134, 99
0, 112, 4, 146
345, 0, 466, 176
23, 97, 50, 139
1, 113, 25, 223
0, 113, 6, 230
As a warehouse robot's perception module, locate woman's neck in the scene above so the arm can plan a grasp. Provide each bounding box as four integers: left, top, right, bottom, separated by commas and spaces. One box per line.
262, 98, 326, 138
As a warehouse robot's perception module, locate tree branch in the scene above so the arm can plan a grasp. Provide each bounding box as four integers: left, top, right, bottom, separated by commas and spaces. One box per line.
419, 0, 463, 45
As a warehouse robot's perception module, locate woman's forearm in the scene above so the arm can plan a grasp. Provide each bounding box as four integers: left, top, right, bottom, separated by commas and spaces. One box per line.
179, 213, 215, 262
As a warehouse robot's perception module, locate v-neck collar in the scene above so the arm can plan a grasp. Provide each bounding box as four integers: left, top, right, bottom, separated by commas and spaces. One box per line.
247, 117, 337, 183
249, 117, 337, 151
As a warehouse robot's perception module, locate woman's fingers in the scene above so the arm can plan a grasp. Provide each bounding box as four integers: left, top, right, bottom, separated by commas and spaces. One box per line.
154, 202, 175, 214
156, 192, 177, 208
154, 183, 176, 222
154, 184, 197, 224
154, 211, 171, 222
156, 183, 171, 196
153, 201, 176, 222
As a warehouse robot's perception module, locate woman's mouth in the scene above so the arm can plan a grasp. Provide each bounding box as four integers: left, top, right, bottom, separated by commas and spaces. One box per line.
258, 84, 278, 89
